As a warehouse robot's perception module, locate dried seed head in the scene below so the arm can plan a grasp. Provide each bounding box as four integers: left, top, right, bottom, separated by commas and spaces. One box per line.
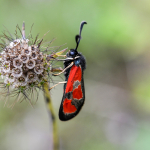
0, 22, 68, 106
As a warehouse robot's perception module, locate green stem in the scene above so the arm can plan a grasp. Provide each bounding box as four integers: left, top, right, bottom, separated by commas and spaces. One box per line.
43, 82, 59, 150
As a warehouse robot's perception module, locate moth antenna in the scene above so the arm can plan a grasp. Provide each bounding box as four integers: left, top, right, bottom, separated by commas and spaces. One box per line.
75, 21, 87, 51
22, 21, 26, 40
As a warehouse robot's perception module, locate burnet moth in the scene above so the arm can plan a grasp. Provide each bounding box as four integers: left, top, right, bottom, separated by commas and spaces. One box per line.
59, 21, 87, 121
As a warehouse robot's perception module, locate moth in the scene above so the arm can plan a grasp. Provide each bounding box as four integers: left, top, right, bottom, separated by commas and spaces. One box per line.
59, 21, 87, 121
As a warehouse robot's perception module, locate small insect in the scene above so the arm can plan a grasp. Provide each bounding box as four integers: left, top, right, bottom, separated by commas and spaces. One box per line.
59, 21, 87, 121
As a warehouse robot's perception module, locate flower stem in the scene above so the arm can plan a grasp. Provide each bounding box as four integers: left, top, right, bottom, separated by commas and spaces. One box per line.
43, 82, 59, 150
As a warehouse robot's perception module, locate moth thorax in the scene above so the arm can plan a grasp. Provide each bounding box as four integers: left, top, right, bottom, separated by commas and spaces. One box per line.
74, 59, 80, 65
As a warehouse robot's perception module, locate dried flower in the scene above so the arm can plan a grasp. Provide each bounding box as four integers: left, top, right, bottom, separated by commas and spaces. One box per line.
0, 22, 67, 107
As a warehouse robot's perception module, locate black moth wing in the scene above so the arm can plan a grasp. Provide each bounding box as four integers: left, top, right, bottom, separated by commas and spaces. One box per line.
59, 53, 86, 121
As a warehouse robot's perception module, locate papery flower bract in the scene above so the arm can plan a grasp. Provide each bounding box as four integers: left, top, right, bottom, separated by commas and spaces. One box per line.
12, 68, 23, 78
19, 54, 29, 63
26, 59, 35, 69
3, 61, 10, 73
27, 71, 37, 83
8, 74, 15, 83
31, 51, 37, 59
34, 64, 43, 74
22, 48, 31, 55
17, 75, 27, 86
13, 58, 23, 68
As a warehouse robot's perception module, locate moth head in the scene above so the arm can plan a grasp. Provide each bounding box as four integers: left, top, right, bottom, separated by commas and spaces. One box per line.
68, 49, 78, 58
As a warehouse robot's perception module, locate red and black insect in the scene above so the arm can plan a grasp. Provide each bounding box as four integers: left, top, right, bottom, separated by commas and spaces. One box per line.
59, 21, 87, 121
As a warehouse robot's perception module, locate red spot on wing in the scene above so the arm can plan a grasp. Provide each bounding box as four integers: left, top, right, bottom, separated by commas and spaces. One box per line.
63, 98, 77, 114
73, 66, 82, 82
73, 84, 83, 100
65, 65, 82, 93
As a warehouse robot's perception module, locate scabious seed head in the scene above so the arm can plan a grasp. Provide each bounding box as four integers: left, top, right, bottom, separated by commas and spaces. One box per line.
0, 22, 67, 107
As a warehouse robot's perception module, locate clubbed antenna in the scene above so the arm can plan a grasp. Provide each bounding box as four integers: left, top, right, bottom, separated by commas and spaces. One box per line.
22, 21, 26, 40
75, 21, 87, 51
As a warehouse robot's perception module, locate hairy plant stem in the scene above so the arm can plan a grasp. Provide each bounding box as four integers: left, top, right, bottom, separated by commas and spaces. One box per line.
43, 82, 59, 150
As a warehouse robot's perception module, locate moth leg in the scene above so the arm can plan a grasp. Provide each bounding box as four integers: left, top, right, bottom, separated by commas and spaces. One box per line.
57, 55, 66, 58
52, 61, 74, 76
49, 81, 67, 90
57, 58, 74, 61
74, 56, 80, 59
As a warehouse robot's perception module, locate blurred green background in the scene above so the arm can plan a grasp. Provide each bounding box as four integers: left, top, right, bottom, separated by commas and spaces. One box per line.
1, 0, 150, 150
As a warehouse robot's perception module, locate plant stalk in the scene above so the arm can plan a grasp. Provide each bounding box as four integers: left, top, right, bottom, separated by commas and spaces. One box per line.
43, 82, 59, 150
